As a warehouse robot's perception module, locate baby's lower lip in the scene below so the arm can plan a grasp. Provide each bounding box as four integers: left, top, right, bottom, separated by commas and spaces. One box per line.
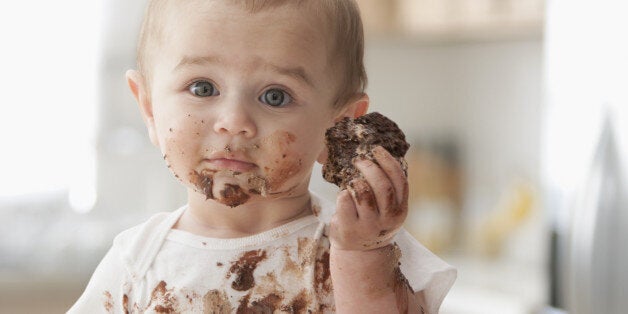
207, 158, 257, 172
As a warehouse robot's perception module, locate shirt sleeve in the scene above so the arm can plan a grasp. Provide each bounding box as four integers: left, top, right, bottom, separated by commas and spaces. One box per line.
67, 238, 131, 314
395, 228, 457, 314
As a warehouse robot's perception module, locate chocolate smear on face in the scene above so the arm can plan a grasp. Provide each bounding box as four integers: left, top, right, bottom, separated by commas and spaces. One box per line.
191, 169, 261, 207
265, 157, 301, 192
247, 175, 268, 196
190, 170, 214, 200
260, 131, 303, 193
203, 289, 233, 313
219, 183, 250, 207
229, 250, 267, 291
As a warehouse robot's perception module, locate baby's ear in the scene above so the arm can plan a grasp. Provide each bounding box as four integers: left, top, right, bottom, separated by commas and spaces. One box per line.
317, 94, 370, 164
316, 146, 328, 165
333, 93, 369, 122
126, 70, 160, 148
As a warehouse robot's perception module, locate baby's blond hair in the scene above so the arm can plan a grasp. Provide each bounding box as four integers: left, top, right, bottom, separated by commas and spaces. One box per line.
136, 0, 367, 108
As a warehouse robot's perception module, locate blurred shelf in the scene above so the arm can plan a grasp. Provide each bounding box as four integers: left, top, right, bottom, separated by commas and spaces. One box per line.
358, 0, 544, 44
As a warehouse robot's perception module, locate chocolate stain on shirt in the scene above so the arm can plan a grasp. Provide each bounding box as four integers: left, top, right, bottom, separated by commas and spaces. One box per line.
314, 251, 332, 295
297, 237, 315, 265
103, 291, 113, 312
148, 280, 178, 313
394, 266, 413, 314
110, 240, 335, 313
389, 243, 414, 314
281, 246, 302, 278
237, 292, 284, 314
281, 289, 309, 313
229, 250, 268, 291
235, 293, 252, 314
203, 289, 233, 313
281, 239, 314, 280
311, 204, 321, 217
123, 294, 129, 314
219, 183, 250, 207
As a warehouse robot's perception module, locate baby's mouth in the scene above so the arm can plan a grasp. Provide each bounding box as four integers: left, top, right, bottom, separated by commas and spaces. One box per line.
205, 158, 257, 173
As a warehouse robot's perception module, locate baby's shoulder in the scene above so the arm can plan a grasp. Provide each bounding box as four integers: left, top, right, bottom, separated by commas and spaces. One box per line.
113, 210, 177, 246
110, 206, 186, 278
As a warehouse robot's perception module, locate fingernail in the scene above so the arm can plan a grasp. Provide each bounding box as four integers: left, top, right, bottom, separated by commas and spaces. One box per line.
373, 145, 387, 156
352, 156, 369, 166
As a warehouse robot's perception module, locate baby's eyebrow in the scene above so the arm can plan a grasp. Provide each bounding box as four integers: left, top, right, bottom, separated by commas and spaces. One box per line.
174, 55, 222, 72
266, 63, 314, 88
173, 55, 314, 88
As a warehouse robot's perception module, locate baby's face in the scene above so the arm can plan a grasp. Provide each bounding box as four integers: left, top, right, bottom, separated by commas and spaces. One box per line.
144, 1, 340, 206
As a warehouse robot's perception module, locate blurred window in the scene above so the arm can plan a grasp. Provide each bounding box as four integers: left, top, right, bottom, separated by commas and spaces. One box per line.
0, 1, 102, 212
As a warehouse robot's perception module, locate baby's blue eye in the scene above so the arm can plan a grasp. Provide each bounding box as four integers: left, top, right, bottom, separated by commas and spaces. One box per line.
189, 81, 218, 97
260, 88, 292, 107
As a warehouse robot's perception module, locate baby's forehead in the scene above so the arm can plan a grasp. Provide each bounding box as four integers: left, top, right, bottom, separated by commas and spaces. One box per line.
140, 0, 355, 95
157, 1, 335, 67
158, 0, 333, 38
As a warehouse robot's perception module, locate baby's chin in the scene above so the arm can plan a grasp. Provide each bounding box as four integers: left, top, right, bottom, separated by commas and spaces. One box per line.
189, 168, 306, 207
190, 170, 267, 208
211, 179, 252, 208
211, 171, 267, 195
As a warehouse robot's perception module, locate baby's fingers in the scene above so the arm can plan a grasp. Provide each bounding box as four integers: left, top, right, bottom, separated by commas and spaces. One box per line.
354, 159, 396, 217
335, 189, 359, 221
372, 146, 407, 206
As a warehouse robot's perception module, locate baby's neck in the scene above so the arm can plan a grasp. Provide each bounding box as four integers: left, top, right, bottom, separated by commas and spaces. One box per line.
173, 191, 313, 238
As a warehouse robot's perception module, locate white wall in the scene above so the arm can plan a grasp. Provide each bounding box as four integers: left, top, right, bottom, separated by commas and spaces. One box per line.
312, 39, 543, 224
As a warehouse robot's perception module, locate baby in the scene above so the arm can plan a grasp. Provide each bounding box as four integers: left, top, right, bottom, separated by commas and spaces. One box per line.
69, 0, 456, 313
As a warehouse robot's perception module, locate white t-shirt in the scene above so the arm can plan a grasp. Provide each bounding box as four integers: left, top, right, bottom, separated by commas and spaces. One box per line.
69, 193, 456, 313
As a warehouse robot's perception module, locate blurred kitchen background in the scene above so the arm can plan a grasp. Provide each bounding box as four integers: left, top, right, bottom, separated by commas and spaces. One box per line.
0, 0, 626, 313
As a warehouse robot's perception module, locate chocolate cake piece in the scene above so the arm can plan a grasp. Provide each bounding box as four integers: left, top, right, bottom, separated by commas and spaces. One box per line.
322, 112, 410, 189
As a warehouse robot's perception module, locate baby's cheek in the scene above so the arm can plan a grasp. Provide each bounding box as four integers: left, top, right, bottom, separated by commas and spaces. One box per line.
265, 153, 304, 192
161, 125, 203, 185
260, 131, 307, 192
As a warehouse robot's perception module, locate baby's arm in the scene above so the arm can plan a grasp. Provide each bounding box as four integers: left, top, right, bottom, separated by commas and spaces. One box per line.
329, 146, 427, 313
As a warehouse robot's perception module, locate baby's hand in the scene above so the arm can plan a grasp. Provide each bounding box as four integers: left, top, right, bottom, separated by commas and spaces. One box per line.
329, 146, 409, 251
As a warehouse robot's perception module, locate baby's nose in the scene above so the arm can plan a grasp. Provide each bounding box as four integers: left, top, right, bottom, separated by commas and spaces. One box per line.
212, 101, 257, 137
